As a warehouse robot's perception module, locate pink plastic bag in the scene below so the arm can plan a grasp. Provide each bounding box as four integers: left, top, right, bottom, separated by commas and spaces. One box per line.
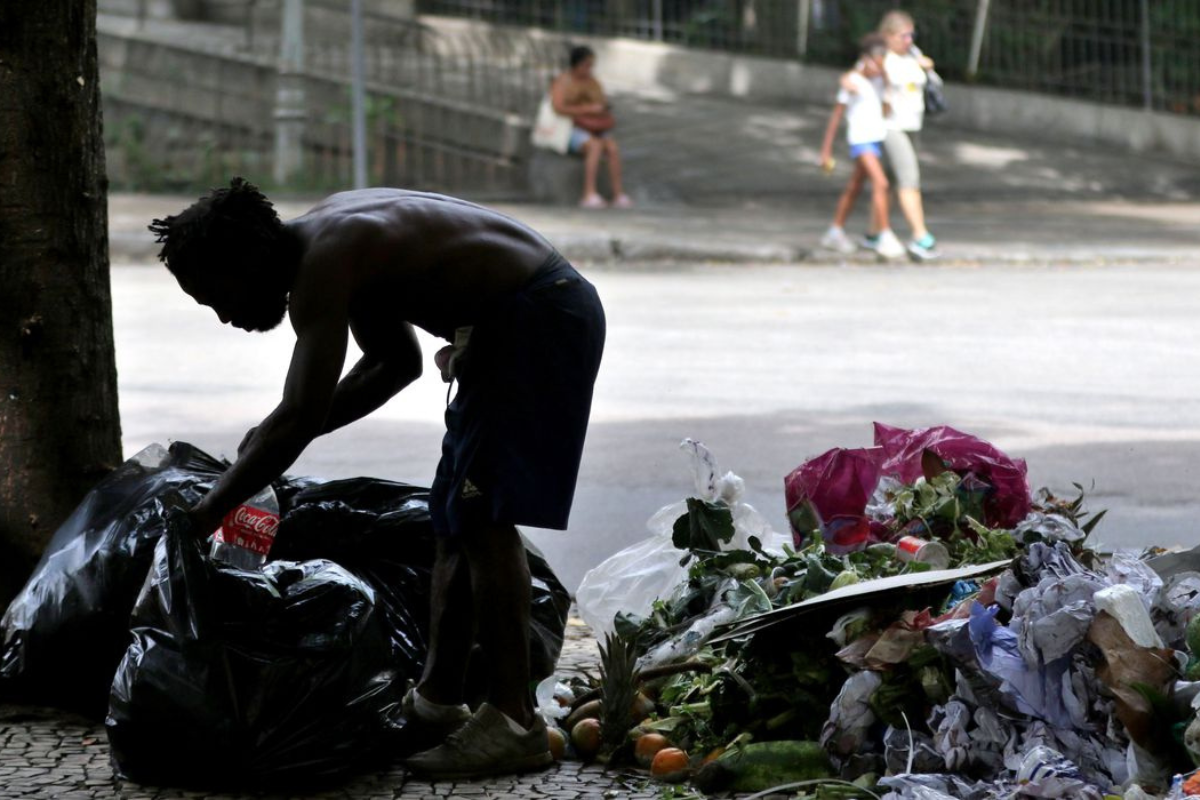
783, 424, 1033, 552
784, 447, 886, 553
873, 423, 1031, 528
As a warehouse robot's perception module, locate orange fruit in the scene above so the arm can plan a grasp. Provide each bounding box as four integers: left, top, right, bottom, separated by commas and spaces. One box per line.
634, 732, 671, 767
650, 747, 690, 781
571, 717, 602, 760
701, 746, 725, 765
547, 726, 567, 761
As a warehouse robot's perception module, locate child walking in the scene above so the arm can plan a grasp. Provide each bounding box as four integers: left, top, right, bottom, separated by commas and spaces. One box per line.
818, 34, 905, 260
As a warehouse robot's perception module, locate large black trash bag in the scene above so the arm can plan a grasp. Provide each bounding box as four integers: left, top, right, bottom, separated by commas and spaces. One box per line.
0, 443, 225, 715
270, 477, 573, 690
270, 481, 436, 684
107, 514, 401, 789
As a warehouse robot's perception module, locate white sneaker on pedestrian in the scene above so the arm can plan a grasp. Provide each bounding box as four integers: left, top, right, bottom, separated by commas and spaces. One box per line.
907, 234, 939, 262
859, 232, 881, 252
579, 193, 607, 209
875, 229, 906, 260
405, 703, 553, 779
819, 226, 857, 254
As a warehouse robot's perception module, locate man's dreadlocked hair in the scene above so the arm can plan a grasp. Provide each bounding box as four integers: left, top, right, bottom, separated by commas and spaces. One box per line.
148, 177, 292, 280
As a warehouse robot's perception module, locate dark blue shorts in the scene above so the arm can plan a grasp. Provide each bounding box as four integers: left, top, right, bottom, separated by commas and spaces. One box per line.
429, 253, 605, 536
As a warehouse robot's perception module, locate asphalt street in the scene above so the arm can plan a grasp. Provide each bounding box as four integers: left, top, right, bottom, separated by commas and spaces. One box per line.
112, 256, 1200, 593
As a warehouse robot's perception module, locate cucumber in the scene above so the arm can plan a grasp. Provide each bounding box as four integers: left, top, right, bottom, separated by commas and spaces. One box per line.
692, 740, 834, 792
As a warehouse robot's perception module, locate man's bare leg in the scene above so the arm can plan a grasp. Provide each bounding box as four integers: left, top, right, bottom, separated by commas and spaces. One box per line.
462, 522, 534, 727
416, 538, 474, 705
405, 523, 550, 778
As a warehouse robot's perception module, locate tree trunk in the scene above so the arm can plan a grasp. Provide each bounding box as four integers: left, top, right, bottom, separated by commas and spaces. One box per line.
0, 1, 123, 607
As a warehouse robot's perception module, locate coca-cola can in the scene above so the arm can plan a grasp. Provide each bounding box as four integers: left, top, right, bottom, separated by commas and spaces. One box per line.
895, 536, 951, 570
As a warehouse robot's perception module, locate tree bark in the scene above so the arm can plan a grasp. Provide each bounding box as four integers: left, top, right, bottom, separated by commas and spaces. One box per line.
0, 1, 123, 606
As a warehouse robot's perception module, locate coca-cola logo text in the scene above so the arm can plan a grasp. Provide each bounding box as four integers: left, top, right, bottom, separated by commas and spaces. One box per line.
228, 506, 280, 537
218, 504, 280, 555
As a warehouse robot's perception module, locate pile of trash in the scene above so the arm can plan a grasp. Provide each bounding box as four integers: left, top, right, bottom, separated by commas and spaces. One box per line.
0, 442, 570, 789
565, 425, 1200, 799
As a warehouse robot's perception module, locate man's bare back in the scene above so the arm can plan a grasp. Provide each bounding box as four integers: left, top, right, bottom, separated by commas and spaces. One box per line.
288, 189, 554, 340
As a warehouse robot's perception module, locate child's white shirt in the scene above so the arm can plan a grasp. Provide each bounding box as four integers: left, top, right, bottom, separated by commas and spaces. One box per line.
837, 72, 887, 146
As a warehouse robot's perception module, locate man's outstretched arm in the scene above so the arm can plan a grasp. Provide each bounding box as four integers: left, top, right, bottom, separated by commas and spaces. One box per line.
320, 322, 422, 436
189, 290, 350, 536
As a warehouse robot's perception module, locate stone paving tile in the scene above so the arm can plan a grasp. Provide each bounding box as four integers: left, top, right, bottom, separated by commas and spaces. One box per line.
0, 615, 700, 800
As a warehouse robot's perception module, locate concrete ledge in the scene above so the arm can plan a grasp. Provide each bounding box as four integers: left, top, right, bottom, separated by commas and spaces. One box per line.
527, 148, 617, 206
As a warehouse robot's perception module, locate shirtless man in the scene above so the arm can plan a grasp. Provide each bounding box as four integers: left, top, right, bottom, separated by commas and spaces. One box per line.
149, 178, 605, 778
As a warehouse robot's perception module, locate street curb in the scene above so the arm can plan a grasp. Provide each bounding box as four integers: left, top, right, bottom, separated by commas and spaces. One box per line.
108, 230, 811, 266
108, 230, 1197, 268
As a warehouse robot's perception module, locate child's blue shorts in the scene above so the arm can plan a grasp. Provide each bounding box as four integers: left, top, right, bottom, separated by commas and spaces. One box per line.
849, 141, 883, 159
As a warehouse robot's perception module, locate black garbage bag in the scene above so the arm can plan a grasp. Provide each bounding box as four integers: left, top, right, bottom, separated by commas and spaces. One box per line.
271, 477, 572, 692
0, 443, 225, 715
3, 436, 571, 750
107, 514, 401, 788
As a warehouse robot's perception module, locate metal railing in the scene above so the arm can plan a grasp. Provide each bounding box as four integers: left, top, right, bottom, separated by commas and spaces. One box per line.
419, 0, 1200, 115
421, 0, 805, 57
99, 0, 565, 194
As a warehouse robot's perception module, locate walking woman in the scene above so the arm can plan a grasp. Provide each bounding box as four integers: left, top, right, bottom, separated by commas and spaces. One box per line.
878, 10, 938, 260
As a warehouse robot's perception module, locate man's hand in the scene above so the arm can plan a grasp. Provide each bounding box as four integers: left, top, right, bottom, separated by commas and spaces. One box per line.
434, 345, 456, 383
185, 505, 224, 541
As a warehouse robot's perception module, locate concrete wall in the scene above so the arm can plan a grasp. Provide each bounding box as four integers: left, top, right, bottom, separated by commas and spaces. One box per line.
97, 16, 531, 193
423, 15, 1200, 163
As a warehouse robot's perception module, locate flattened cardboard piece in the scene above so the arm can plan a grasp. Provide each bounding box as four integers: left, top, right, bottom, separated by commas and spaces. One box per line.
710, 559, 1012, 643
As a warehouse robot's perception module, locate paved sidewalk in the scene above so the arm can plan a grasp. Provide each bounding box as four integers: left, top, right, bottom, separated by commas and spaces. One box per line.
111, 192, 1200, 267
0, 616, 678, 800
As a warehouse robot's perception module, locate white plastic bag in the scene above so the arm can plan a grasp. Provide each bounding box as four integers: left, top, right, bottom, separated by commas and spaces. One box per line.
530, 95, 572, 154
576, 439, 789, 636
534, 675, 574, 726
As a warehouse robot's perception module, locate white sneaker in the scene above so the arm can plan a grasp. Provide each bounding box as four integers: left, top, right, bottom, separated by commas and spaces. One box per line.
907, 234, 939, 262
875, 230, 906, 260
819, 227, 857, 254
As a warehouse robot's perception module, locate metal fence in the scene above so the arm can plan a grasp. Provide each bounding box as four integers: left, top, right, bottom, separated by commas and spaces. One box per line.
418, 0, 1200, 115
100, 0, 565, 194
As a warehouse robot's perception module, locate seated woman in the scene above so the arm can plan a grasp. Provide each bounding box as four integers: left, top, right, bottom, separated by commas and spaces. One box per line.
550, 46, 633, 209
